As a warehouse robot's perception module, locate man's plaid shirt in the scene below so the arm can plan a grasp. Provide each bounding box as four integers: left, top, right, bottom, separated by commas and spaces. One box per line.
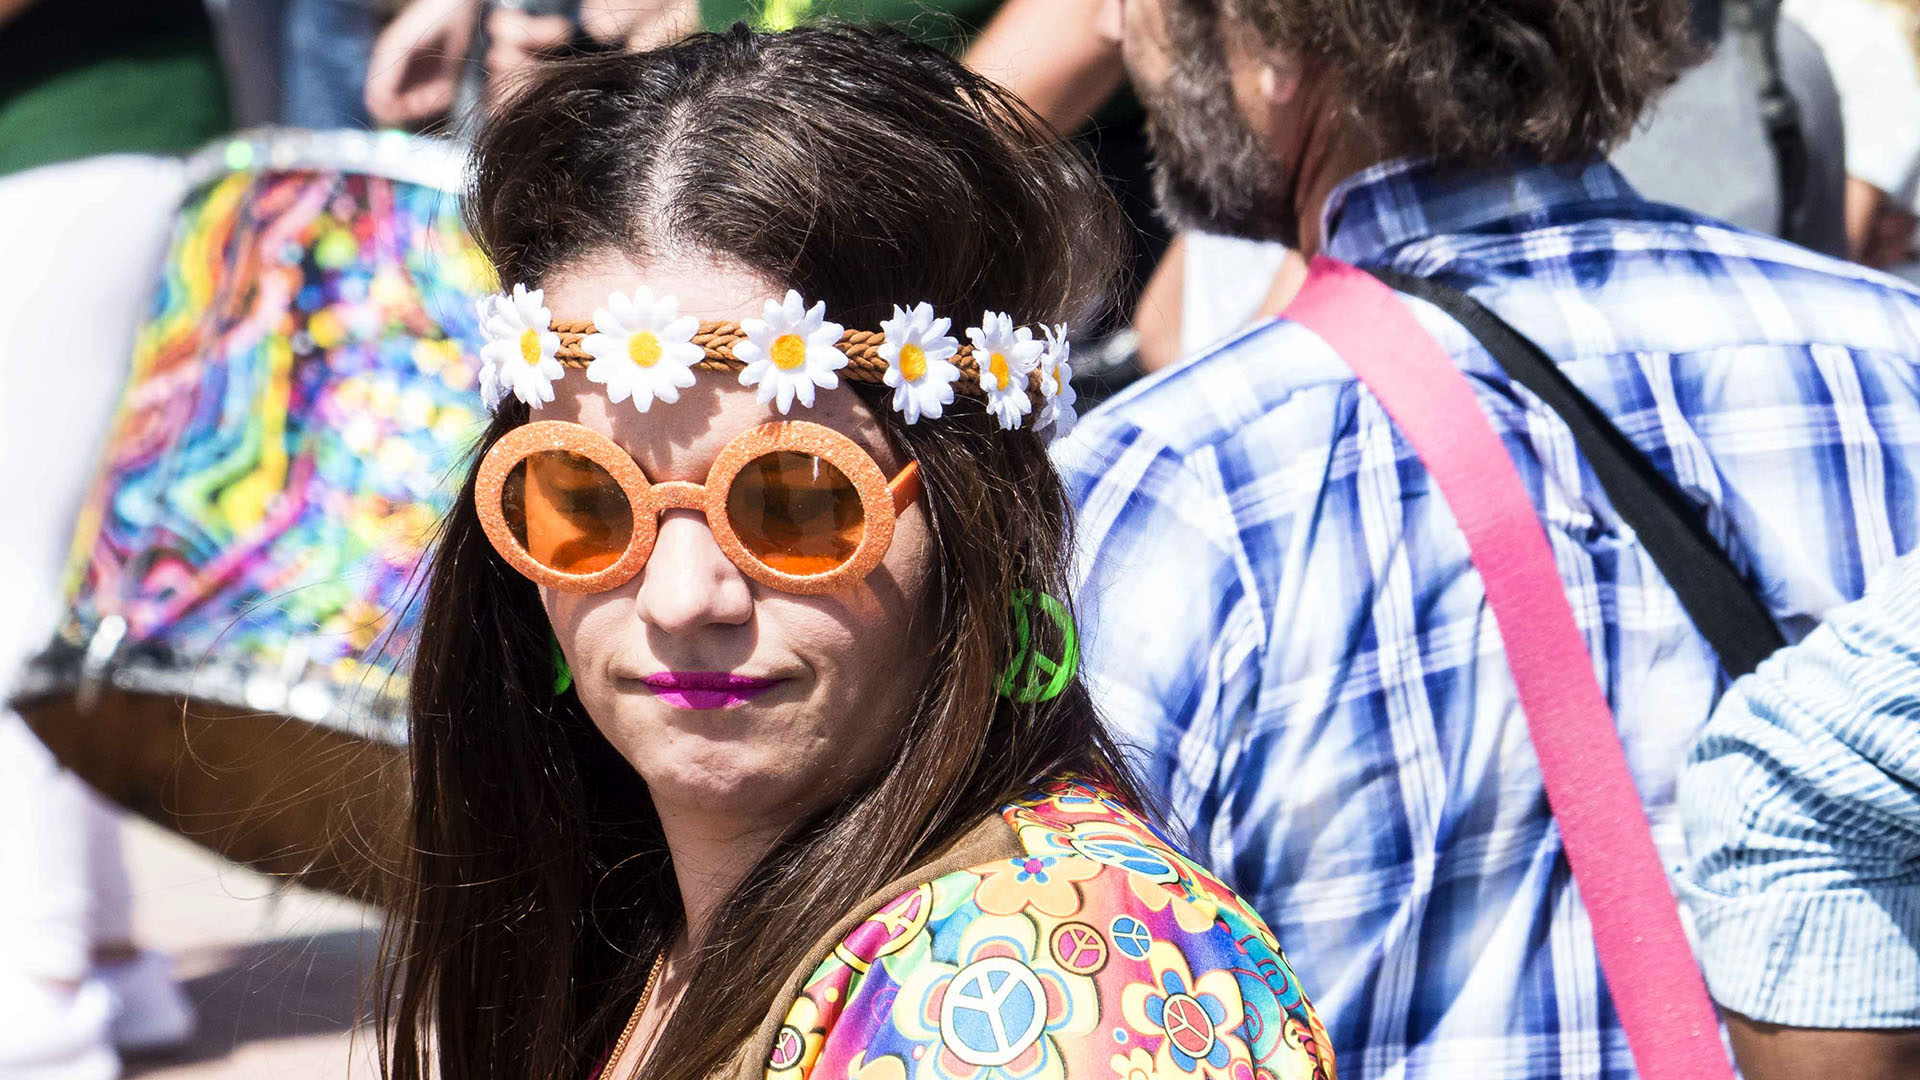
1056, 158, 1920, 1080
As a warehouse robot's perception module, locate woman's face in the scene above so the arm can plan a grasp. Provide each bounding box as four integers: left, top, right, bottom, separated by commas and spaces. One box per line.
539, 253, 936, 833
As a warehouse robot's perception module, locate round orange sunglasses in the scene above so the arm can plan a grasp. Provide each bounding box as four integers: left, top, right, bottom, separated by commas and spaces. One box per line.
475, 420, 923, 595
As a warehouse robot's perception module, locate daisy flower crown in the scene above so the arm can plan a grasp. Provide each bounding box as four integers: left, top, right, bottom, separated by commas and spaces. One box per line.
476, 285, 1077, 437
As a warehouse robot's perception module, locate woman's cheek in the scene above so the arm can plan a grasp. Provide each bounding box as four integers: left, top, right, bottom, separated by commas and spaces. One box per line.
543, 587, 628, 696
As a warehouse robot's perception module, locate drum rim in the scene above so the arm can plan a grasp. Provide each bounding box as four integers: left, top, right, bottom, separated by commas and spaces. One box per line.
10, 635, 410, 748
182, 126, 470, 195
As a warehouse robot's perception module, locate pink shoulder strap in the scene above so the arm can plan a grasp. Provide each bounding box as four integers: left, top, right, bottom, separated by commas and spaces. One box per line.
1285, 256, 1732, 1080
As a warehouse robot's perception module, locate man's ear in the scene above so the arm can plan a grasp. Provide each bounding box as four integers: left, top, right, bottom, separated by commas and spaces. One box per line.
1220, 14, 1306, 117
1255, 51, 1306, 107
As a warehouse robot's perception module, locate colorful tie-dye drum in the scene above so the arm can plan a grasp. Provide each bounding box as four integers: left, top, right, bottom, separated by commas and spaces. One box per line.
12, 131, 494, 893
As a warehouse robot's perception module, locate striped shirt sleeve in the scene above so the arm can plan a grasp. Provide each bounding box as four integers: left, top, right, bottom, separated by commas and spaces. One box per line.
1679, 551, 1920, 1028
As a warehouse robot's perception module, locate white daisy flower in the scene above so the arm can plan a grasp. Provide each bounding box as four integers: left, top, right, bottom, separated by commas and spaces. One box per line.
473, 294, 512, 410
965, 311, 1044, 430
734, 289, 848, 414
476, 349, 507, 411
477, 284, 564, 408
581, 286, 704, 413
878, 302, 962, 424
1035, 322, 1078, 440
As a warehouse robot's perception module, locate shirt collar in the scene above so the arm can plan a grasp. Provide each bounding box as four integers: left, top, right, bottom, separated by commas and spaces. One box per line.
1319, 156, 1642, 265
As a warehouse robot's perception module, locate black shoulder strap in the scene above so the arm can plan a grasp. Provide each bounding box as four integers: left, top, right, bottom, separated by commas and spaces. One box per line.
1367, 267, 1786, 679
1728, 0, 1811, 239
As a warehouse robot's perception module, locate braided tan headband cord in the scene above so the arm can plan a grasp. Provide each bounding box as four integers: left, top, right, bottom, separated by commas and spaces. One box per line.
548, 318, 1002, 395
476, 285, 1079, 437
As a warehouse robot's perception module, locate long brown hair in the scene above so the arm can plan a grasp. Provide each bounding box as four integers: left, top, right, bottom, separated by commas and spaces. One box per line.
381, 24, 1138, 1080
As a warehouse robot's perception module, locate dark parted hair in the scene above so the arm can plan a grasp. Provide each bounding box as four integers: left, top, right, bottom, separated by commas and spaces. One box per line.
380, 23, 1137, 1080
1204, 0, 1697, 163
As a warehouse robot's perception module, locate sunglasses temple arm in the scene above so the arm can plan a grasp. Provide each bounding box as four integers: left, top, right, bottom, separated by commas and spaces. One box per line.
889, 460, 923, 516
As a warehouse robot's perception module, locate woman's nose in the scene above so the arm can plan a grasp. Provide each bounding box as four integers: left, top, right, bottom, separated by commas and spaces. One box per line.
632, 509, 755, 632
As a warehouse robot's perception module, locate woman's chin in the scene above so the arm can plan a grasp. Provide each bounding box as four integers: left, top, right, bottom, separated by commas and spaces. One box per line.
623, 726, 826, 806
587, 690, 894, 824
642, 758, 820, 822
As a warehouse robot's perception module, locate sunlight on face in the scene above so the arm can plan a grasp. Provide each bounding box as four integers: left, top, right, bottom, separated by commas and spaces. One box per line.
537, 251, 936, 834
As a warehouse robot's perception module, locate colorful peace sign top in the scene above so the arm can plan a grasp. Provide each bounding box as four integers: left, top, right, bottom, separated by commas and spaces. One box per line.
760, 778, 1334, 1080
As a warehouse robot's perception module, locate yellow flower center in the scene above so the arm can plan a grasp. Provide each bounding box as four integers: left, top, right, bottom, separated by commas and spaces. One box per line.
988, 351, 1010, 391
518, 328, 543, 366
627, 331, 662, 368
899, 343, 927, 382
770, 333, 808, 371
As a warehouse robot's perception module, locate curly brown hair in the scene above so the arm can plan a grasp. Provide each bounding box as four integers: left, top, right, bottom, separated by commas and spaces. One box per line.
1200, 0, 1699, 164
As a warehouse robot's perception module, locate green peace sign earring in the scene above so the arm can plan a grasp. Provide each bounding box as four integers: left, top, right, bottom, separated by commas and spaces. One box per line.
997, 589, 1079, 703
551, 633, 574, 696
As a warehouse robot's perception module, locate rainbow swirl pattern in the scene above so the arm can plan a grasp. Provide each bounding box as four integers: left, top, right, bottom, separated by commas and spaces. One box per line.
35, 137, 495, 741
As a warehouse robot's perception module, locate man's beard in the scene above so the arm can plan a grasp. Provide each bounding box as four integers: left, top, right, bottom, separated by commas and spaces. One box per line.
1134, 7, 1299, 247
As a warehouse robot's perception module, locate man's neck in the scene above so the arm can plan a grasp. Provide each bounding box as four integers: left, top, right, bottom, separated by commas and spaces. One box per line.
1290, 117, 1390, 259
1247, 116, 1387, 322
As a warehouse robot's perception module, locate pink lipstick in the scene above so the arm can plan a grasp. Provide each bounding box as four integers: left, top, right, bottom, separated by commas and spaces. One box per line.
640, 671, 782, 710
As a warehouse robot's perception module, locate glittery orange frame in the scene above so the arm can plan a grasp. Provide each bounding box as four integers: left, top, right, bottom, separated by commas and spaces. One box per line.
475, 420, 923, 596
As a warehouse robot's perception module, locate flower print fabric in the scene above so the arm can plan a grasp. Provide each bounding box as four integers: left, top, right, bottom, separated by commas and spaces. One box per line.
762, 779, 1334, 1080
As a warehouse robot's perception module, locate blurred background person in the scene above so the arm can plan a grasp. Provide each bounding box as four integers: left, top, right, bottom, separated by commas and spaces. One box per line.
1681, 548, 1920, 1080
362, 0, 700, 131
358, 0, 477, 128
0, 0, 225, 1075
211, 0, 390, 129
1614, 0, 1848, 257
1784, 0, 1920, 278
971, 0, 1853, 381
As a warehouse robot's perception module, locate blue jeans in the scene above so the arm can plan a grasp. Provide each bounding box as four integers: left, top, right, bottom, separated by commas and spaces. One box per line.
281, 0, 378, 129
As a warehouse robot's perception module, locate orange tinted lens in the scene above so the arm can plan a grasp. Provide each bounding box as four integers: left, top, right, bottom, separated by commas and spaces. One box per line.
726, 451, 864, 574
503, 450, 634, 575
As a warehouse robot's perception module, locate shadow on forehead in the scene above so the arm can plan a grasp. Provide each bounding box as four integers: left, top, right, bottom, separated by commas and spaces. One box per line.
552, 373, 897, 484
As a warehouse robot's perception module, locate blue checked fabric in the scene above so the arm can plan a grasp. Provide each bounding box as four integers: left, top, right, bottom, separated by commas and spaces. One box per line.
1680, 549, 1920, 1029
1056, 157, 1920, 1080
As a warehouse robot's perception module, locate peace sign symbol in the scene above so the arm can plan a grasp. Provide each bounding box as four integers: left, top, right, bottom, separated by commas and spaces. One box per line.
835, 883, 933, 972
1109, 916, 1153, 959
1069, 835, 1179, 882
1049, 922, 1109, 975
769, 1025, 807, 1070
996, 590, 1079, 703
1162, 993, 1217, 1058
938, 957, 1047, 1067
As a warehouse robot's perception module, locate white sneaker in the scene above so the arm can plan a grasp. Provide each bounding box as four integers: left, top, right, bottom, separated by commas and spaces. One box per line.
0, 969, 120, 1080
96, 952, 194, 1053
